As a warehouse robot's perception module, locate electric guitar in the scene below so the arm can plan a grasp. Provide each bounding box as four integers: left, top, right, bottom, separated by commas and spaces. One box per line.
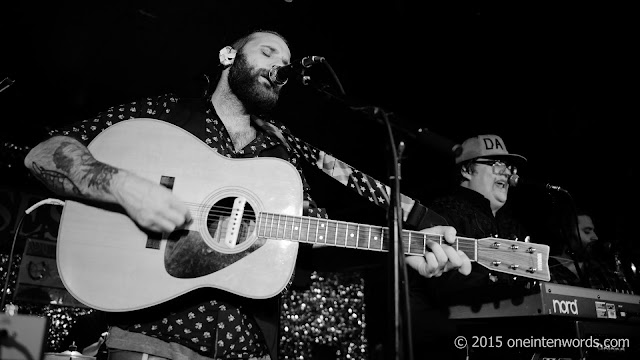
56, 119, 551, 312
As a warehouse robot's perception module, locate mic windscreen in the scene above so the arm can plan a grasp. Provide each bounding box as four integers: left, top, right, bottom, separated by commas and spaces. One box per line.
508, 174, 521, 187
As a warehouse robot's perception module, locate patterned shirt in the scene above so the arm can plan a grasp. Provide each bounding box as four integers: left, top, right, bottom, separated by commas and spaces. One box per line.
49, 93, 328, 359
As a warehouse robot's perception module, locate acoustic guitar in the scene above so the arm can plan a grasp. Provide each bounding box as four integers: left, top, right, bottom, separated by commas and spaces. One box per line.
56, 119, 550, 312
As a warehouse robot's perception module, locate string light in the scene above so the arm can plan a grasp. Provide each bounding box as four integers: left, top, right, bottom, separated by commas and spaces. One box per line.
1, 141, 31, 172
280, 271, 367, 359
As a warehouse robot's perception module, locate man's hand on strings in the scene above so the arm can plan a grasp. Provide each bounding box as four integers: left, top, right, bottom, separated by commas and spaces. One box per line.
405, 225, 472, 278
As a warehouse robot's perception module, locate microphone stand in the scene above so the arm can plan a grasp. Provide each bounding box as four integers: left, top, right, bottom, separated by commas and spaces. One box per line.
373, 107, 411, 360
296, 69, 413, 360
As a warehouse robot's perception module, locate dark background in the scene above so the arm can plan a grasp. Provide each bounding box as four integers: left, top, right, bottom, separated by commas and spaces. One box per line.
1, 1, 636, 256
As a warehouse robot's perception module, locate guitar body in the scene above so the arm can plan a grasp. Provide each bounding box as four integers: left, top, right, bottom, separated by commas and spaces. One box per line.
57, 119, 303, 312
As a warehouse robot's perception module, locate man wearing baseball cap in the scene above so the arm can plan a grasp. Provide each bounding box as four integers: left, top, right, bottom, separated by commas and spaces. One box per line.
453, 134, 527, 216
409, 134, 532, 359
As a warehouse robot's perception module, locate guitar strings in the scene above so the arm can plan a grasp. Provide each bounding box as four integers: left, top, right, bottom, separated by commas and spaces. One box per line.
181, 203, 483, 256
173, 202, 518, 269
186, 203, 472, 243
180, 203, 517, 249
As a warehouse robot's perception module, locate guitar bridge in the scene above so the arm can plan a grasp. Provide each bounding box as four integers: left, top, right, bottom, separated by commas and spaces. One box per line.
146, 175, 176, 249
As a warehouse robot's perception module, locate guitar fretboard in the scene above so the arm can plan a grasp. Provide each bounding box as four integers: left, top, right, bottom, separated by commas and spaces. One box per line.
256, 212, 478, 261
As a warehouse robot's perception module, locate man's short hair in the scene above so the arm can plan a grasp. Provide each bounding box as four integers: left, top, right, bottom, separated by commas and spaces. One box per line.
230, 29, 289, 52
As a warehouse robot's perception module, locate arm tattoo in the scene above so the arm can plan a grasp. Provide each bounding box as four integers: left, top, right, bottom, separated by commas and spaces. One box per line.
80, 160, 119, 193
31, 162, 83, 196
32, 140, 119, 197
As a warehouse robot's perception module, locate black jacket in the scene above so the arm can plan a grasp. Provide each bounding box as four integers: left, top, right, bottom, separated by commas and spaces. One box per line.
411, 186, 532, 306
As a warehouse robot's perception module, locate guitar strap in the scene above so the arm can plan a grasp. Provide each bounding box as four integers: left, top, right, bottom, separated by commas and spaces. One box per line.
253, 117, 446, 229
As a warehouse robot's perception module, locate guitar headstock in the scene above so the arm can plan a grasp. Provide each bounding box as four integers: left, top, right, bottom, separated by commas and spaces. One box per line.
476, 237, 550, 282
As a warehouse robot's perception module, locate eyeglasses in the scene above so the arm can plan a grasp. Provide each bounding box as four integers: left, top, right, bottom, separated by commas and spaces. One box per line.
473, 159, 518, 175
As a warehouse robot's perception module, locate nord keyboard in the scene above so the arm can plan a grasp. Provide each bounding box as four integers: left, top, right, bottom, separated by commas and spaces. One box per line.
449, 282, 640, 322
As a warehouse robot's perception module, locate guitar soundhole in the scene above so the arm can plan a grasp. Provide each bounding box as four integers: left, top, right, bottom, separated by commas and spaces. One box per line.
206, 196, 256, 249
164, 196, 263, 279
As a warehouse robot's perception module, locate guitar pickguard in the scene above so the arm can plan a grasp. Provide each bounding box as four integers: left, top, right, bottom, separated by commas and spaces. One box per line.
163, 196, 267, 278
164, 229, 266, 278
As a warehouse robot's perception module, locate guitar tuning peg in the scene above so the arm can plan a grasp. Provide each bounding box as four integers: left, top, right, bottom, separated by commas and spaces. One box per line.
524, 236, 531, 243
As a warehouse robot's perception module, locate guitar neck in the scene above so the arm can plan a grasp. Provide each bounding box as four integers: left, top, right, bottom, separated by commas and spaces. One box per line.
256, 212, 478, 261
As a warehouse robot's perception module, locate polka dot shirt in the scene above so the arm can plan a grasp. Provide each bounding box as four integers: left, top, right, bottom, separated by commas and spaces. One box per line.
49, 93, 328, 358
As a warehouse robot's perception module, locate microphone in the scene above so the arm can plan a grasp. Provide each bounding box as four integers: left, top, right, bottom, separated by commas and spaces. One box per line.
416, 128, 463, 158
587, 239, 613, 255
268, 56, 325, 86
508, 174, 566, 192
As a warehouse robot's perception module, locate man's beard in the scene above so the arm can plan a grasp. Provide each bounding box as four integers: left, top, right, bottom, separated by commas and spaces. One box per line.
228, 53, 280, 116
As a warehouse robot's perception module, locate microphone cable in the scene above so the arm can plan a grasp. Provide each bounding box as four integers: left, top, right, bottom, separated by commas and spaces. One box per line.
318, 59, 346, 97
0, 198, 65, 312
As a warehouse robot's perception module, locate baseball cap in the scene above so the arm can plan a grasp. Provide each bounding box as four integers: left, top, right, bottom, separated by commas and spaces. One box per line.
455, 134, 527, 165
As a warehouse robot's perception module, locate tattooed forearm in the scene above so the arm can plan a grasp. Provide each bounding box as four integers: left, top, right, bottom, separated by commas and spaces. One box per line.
31, 162, 83, 196
80, 161, 119, 193
25, 136, 122, 201
50, 141, 119, 194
